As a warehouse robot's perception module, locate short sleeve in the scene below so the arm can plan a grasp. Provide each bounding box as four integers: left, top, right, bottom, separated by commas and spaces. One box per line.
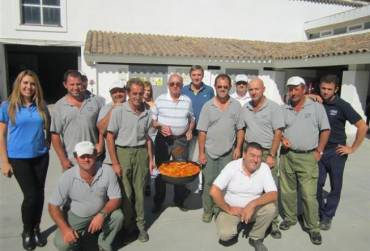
188, 99, 195, 121
151, 103, 158, 120
106, 167, 122, 199
196, 103, 210, 132
271, 103, 285, 130
213, 163, 234, 190
107, 107, 122, 135
261, 165, 277, 193
0, 102, 9, 124
235, 104, 244, 130
50, 104, 63, 134
341, 100, 362, 125
49, 173, 71, 207
316, 103, 331, 131
97, 104, 112, 122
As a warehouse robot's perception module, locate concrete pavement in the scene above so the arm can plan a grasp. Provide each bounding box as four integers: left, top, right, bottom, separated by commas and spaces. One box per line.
1, 137, 370, 251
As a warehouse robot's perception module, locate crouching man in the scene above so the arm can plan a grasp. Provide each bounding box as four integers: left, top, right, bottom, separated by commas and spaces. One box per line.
210, 142, 277, 251
48, 141, 123, 251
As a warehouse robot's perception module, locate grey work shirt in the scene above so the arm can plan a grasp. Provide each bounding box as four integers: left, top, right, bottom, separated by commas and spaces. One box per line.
197, 97, 244, 158
98, 103, 122, 164
282, 98, 330, 151
107, 102, 152, 147
49, 164, 121, 217
242, 98, 284, 149
50, 95, 103, 160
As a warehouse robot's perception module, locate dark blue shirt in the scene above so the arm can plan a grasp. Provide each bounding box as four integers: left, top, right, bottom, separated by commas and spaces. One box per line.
323, 96, 361, 148
0, 101, 48, 158
182, 82, 214, 124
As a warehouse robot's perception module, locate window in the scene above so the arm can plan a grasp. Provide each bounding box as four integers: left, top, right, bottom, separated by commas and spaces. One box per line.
333, 27, 346, 35
21, 0, 61, 26
320, 30, 332, 37
347, 24, 363, 33
308, 33, 320, 39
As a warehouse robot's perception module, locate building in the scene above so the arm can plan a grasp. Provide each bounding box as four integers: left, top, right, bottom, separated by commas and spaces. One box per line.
1, 0, 369, 132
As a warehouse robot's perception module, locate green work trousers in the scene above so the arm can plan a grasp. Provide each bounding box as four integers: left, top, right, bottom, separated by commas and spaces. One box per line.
279, 151, 320, 233
202, 151, 233, 215
54, 210, 123, 251
117, 146, 149, 231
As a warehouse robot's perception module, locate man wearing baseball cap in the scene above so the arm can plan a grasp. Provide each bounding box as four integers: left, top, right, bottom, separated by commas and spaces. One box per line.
49, 141, 123, 251
230, 74, 251, 107
279, 76, 330, 245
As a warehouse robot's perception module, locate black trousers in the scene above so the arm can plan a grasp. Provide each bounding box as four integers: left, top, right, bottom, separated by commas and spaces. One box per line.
9, 153, 49, 232
153, 133, 189, 205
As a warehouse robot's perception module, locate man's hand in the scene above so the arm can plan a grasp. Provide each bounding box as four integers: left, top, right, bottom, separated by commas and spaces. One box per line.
149, 160, 156, 175
185, 130, 193, 141
265, 155, 275, 169
1, 162, 13, 178
232, 148, 241, 160
281, 137, 291, 149
198, 152, 207, 165
112, 163, 122, 177
336, 145, 353, 156
160, 126, 172, 137
306, 94, 323, 103
313, 150, 322, 161
227, 206, 242, 216
88, 214, 105, 234
61, 227, 79, 244
61, 158, 73, 171
240, 202, 256, 224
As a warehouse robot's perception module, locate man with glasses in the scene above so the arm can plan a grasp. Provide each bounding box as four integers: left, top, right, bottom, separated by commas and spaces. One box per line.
230, 74, 250, 107
106, 78, 154, 242
197, 73, 244, 223
151, 74, 195, 213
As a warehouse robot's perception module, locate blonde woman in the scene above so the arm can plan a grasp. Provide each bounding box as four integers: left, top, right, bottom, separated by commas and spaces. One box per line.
0, 70, 50, 250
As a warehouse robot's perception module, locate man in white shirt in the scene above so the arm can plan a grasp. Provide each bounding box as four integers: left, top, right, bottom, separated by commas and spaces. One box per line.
210, 142, 277, 251
230, 74, 251, 107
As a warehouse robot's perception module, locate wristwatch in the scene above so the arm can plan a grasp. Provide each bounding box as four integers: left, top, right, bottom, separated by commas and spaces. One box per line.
98, 210, 108, 219
316, 149, 324, 156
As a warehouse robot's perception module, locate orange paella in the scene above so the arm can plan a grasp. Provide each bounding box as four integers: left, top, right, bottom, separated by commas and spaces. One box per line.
159, 161, 200, 178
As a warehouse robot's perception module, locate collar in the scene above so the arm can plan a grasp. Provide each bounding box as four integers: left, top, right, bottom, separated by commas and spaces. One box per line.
166, 92, 186, 101
122, 101, 148, 116
245, 97, 268, 111
323, 95, 339, 105
238, 160, 259, 177
74, 164, 103, 185
210, 96, 234, 107
187, 82, 206, 92
286, 97, 314, 110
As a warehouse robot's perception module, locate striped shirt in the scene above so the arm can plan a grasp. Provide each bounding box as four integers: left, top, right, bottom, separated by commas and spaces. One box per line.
152, 93, 194, 136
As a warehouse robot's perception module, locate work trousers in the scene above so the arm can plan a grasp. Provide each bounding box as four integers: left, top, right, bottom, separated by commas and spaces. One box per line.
116, 146, 149, 230
317, 147, 347, 220
216, 203, 277, 241
279, 151, 320, 233
54, 210, 123, 251
9, 153, 49, 233
202, 151, 233, 215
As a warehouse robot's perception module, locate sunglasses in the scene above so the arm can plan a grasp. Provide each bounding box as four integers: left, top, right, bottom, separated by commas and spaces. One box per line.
216, 85, 229, 89
169, 82, 182, 87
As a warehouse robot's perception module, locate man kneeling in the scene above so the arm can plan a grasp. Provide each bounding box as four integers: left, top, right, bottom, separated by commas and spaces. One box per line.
210, 142, 277, 251
49, 141, 123, 251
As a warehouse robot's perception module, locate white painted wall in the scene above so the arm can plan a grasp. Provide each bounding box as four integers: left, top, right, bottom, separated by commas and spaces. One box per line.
341, 70, 369, 134
0, 0, 351, 44
260, 70, 286, 105
0, 43, 7, 100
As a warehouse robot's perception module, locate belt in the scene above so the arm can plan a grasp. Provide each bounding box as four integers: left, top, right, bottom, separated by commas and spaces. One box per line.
117, 144, 146, 149
289, 148, 315, 154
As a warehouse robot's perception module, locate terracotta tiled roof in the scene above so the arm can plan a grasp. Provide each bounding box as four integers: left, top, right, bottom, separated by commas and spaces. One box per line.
84, 30, 370, 61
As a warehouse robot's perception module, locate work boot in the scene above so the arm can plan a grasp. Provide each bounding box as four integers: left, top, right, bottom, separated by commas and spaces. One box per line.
202, 212, 213, 223
279, 219, 296, 231
249, 238, 268, 251
309, 231, 322, 245
320, 218, 332, 231
33, 226, 47, 247
138, 229, 149, 242
270, 228, 282, 239
22, 230, 36, 251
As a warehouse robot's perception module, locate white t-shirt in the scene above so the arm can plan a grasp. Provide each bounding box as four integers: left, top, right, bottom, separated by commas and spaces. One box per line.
230, 92, 251, 107
213, 158, 277, 208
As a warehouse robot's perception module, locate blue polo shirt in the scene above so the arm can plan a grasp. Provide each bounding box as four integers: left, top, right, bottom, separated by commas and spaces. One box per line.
182, 82, 214, 124
0, 101, 48, 158
323, 96, 362, 148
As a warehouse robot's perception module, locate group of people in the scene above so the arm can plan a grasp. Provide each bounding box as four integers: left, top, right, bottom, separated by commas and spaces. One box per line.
0, 66, 367, 251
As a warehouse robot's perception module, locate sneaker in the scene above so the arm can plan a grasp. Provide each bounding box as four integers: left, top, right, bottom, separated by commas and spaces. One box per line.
320, 218, 332, 231
22, 231, 36, 251
138, 230, 149, 242
249, 238, 268, 251
270, 228, 282, 239
309, 231, 322, 245
279, 220, 296, 231
33, 227, 47, 247
202, 212, 213, 223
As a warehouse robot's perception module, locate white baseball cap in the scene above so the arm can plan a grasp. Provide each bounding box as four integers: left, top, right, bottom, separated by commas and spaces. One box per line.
235, 74, 249, 84
74, 141, 95, 157
286, 76, 306, 86
109, 80, 126, 92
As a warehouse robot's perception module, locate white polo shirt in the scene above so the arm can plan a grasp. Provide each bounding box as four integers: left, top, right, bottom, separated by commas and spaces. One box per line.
213, 158, 277, 208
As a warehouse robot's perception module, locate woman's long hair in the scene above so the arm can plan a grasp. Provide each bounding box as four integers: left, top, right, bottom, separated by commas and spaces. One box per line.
8, 70, 49, 130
